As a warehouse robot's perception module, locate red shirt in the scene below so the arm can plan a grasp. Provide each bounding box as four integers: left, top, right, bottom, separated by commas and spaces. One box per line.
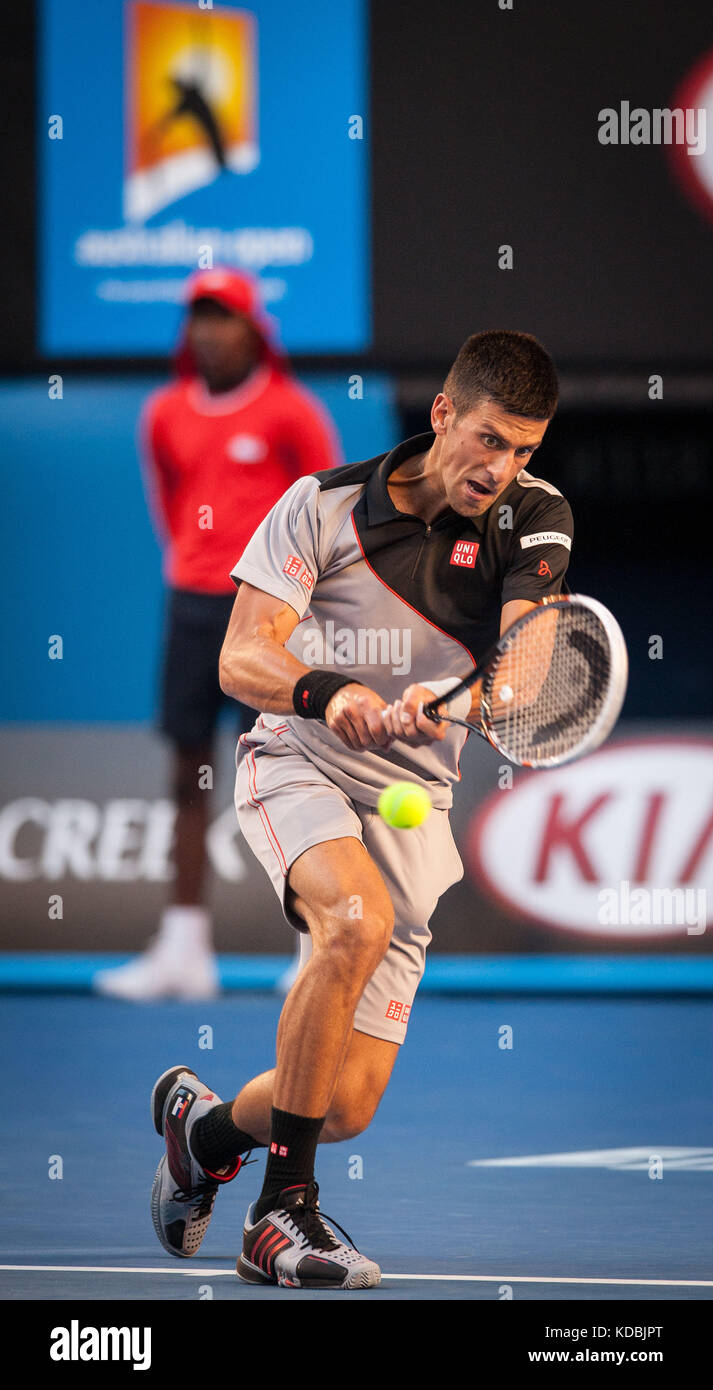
141, 365, 342, 593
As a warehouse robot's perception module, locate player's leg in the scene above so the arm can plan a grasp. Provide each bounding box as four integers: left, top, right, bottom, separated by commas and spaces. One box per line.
229, 1027, 399, 1144
235, 835, 392, 1287
207, 802, 464, 1155
258, 834, 394, 1145
180, 735, 393, 1284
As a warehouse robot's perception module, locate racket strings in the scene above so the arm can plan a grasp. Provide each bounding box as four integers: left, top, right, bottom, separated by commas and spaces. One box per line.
484, 607, 612, 765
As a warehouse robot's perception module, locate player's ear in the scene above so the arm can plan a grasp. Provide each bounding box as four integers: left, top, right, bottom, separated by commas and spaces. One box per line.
431, 392, 453, 434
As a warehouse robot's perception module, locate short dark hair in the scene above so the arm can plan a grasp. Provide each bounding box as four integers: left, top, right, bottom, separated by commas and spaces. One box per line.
443, 330, 559, 420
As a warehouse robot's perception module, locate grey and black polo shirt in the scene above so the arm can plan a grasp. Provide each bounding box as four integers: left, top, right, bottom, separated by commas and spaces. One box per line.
230, 431, 573, 809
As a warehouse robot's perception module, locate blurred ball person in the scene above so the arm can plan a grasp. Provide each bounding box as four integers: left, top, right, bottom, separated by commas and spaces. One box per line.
95, 269, 341, 1000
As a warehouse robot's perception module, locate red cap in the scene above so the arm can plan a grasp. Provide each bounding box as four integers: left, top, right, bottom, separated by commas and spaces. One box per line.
175, 267, 286, 375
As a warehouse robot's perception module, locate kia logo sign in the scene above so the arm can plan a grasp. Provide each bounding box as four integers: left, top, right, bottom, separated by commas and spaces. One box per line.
467, 738, 713, 937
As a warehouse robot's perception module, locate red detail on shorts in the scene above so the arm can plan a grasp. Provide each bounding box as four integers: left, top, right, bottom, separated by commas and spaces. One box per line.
385, 999, 404, 1021
450, 540, 479, 567
243, 745, 288, 876
256, 714, 289, 737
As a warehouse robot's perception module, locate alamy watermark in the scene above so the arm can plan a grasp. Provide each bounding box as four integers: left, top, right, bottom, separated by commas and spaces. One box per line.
302, 622, 411, 677
50, 1322, 150, 1370
598, 102, 706, 156
598, 880, 707, 934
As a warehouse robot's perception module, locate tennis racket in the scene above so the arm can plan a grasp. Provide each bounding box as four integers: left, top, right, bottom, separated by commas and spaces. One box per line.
423, 593, 628, 768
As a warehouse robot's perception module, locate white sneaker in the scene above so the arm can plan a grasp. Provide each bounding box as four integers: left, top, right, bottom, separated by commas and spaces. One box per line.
237, 1181, 381, 1289
94, 907, 220, 1001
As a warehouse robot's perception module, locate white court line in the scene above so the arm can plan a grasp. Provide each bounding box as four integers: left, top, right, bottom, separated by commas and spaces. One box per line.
1, 1265, 712, 1288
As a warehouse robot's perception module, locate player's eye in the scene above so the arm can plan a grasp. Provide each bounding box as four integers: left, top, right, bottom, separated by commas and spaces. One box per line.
482, 434, 500, 448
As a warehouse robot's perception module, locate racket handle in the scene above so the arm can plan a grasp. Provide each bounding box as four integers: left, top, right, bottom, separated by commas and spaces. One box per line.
423, 680, 474, 722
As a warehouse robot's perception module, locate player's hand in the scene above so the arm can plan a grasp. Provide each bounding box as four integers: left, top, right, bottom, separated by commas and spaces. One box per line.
380, 685, 450, 746
325, 684, 395, 751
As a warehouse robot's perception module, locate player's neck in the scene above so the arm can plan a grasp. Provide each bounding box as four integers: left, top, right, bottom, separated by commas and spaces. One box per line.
388, 445, 450, 525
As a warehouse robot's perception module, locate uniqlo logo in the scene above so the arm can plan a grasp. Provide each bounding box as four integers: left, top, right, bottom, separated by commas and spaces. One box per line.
283, 554, 314, 590
386, 999, 404, 1021
450, 540, 479, 568
270, 1141, 289, 1156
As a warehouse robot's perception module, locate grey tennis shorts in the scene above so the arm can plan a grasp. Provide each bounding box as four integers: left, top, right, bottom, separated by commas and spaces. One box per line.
234, 717, 464, 1044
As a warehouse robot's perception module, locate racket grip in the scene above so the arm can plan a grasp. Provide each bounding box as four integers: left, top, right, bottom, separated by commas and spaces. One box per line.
423, 678, 472, 722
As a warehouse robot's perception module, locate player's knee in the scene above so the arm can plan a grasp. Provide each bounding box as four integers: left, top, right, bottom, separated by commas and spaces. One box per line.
312, 903, 394, 978
339, 901, 394, 963
324, 1098, 375, 1142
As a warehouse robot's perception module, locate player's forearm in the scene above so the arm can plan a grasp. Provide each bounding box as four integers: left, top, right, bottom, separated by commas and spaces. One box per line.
219, 632, 314, 714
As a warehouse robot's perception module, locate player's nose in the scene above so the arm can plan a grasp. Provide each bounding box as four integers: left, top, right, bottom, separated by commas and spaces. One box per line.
482, 453, 511, 484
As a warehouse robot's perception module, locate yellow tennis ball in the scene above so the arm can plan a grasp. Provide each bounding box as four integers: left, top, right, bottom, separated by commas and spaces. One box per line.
377, 782, 432, 829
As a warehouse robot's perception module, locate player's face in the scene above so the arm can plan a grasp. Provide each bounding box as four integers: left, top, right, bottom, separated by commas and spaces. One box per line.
185, 299, 261, 388
432, 395, 550, 517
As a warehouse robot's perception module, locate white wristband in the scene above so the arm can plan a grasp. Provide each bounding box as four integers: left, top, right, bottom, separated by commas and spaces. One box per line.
423, 677, 472, 722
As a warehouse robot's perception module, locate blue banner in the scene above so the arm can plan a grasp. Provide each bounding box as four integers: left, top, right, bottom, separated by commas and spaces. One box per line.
39, 0, 369, 354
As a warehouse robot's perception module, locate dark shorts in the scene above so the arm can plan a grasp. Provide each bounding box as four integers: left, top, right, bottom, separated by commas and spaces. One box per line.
157, 587, 253, 748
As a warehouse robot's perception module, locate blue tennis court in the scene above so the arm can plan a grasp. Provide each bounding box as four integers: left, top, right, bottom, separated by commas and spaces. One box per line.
2, 991, 710, 1301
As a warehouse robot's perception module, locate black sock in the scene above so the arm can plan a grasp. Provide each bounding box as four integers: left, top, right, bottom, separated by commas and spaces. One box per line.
190, 1102, 263, 1173
253, 1107, 324, 1220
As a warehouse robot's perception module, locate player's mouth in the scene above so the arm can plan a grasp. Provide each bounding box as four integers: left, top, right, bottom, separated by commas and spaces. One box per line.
465, 479, 496, 500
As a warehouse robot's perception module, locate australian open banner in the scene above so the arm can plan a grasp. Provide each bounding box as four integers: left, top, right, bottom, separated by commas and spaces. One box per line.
39, 0, 369, 354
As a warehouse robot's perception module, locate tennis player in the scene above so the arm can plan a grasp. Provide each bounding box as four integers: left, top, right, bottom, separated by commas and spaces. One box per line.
151, 330, 574, 1287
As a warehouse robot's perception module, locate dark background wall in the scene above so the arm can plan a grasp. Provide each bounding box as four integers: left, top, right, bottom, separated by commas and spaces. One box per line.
371, 0, 713, 368
4, 2, 713, 370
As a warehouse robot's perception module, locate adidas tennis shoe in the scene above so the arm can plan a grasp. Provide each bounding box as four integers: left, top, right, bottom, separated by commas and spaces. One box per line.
237, 1181, 381, 1289
151, 1065, 243, 1258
